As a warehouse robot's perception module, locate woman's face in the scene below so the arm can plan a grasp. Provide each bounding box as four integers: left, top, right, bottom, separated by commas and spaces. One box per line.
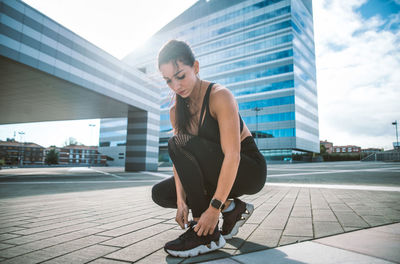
159, 60, 199, 98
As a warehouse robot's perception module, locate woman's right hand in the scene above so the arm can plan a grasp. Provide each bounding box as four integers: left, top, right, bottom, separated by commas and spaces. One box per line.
176, 200, 189, 229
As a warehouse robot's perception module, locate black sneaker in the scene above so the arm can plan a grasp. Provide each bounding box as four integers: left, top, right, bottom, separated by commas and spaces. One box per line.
164, 220, 226, 258
221, 198, 254, 239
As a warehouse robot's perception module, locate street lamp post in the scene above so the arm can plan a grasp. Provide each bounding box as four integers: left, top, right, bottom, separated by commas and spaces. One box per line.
252, 107, 263, 146
88, 124, 96, 167
392, 120, 399, 150
18, 131, 25, 166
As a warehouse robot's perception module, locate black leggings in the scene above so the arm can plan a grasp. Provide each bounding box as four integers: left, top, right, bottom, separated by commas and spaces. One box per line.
151, 134, 267, 217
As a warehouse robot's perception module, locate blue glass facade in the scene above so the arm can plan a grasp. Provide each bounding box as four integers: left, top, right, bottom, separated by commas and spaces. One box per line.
124, 0, 319, 162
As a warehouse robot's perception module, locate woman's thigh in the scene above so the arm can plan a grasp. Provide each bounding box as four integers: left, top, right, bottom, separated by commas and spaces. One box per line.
183, 136, 266, 198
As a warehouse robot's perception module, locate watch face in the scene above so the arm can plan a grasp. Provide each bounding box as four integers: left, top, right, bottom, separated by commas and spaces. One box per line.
211, 199, 222, 209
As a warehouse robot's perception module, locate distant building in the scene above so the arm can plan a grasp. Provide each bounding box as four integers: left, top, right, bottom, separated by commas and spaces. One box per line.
333, 145, 361, 153
46, 145, 107, 166
0, 139, 45, 165
123, 0, 319, 162
320, 140, 333, 153
362, 148, 384, 153
393, 142, 400, 150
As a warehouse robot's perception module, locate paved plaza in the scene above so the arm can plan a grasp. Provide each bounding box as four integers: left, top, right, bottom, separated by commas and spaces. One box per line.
0, 161, 399, 263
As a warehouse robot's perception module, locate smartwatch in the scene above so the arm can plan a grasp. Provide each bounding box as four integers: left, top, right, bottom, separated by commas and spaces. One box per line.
210, 198, 225, 211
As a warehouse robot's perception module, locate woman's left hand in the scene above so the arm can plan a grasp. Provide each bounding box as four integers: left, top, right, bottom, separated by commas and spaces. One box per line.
193, 207, 220, 236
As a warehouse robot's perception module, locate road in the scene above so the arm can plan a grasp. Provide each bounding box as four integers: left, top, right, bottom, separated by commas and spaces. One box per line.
0, 161, 399, 199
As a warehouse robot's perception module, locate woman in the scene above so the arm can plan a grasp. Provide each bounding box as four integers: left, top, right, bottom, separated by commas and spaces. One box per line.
152, 40, 267, 258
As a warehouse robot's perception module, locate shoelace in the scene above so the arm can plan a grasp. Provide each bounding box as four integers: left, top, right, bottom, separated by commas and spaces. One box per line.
179, 221, 198, 240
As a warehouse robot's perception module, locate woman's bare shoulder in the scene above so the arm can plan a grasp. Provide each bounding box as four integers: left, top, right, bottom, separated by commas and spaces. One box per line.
210, 84, 235, 102
209, 84, 237, 115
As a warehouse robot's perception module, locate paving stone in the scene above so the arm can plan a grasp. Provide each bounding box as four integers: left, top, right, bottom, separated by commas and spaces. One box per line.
344, 226, 361, 232
87, 258, 131, 264
153, 211, 176, 220
321, 194, 342, 204
0, 248, 56, 264
313, 221, 344, 238
4, 223, 102, 245
11, 218, 100, 236
0, 227, 26, 234
0, 221, 32, 229
236, 228, 282, 254
0, 234, 110, 259
94, 210, 161, 230
362, 215, 394, 226
283, 217, 313, 237
312, 209, 337, 222
246, 203, 274, 224
97, 218, 163, 237
101, 223, 173, 248
0, 234, 20, 242
41, 244, 119, 264
223, 223, 258, 250
0, 243, 15, 250
329, 203, 352, 211
353, 209, 385, 217
279, 235, 313, 246
335, 211, 369, 228
18, 214, 94, 229
105, 229, 183, 262
200, 258, 241, 264
181, 248, 236, 263
290, 206, 311, 218
132, 248, 182, 264
162, 219, 177, 225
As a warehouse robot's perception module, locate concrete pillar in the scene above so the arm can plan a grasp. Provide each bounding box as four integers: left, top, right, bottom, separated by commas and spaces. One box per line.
125, 107, 159, 171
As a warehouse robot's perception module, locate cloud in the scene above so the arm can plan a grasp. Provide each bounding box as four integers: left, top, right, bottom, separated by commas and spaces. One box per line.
313, 0, 400, 150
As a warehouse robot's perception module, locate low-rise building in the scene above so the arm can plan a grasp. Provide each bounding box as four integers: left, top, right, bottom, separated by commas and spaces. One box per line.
0, 139, 45, 165
46, 145, 107, 165
333, 145, 361, 153
362, 148, 384, 153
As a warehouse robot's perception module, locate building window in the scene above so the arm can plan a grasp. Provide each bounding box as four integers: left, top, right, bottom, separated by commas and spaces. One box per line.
100, 141, 110, 147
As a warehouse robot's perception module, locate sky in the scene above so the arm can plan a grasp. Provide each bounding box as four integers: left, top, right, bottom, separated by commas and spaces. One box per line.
1, 0, 399, 150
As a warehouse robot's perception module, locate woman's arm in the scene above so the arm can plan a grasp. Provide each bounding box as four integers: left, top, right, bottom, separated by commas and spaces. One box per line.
210, 87, 241, 204
170, 106, 188, 229
194, 86, 241, 236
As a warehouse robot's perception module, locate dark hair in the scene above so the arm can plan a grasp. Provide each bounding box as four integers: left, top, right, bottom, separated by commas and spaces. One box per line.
158, 40, 196, 134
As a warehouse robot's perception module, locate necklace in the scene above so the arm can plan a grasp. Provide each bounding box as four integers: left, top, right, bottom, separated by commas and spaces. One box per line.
185, 80, 202, 108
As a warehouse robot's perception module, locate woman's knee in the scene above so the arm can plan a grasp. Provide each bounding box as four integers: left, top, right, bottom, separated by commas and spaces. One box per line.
151, 183, 162, 206
151, 178, 177, 209
152, 183, 171, 208
252, 171, 267, 194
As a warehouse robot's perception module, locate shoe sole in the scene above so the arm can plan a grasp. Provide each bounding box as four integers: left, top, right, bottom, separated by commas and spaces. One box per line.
165, 234, 226, 258
223, 203, 254, 240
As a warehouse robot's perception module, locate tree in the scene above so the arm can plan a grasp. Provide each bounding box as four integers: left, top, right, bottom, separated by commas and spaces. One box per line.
64, 137, 79, 146
320, 144, 327, 154
45, 149, 59, 165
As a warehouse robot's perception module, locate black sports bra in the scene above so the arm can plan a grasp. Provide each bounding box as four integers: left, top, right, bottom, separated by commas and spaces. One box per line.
197, 83, 244, 143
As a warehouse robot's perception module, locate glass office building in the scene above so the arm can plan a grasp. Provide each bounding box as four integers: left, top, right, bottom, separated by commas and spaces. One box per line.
122, 0, 319, 162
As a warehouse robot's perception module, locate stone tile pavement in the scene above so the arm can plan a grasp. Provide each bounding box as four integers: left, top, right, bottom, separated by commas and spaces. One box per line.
0, 184, 399, 263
